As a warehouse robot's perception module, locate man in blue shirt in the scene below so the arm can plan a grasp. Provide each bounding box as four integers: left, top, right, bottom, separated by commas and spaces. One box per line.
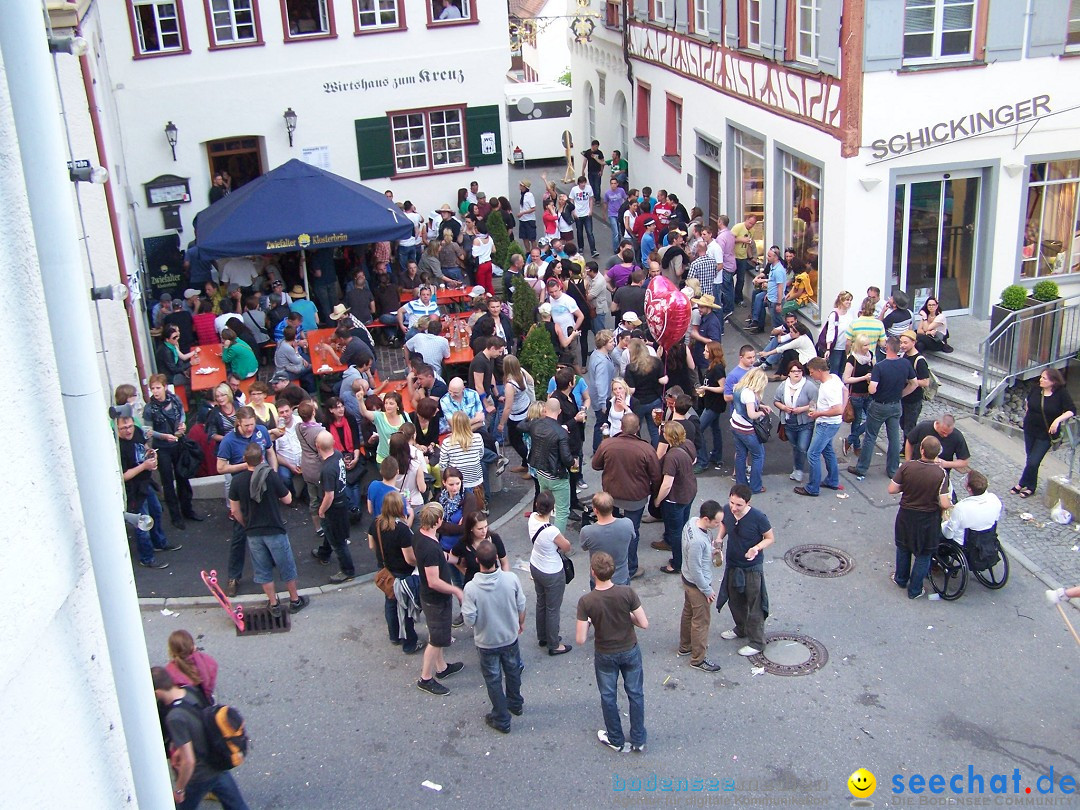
216, 407, 277, 596
847, 337, 918, 480
764, 247, 786, 329
289, 286, 320, 331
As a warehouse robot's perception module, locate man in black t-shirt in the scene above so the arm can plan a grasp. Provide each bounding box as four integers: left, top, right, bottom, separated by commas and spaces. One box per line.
898, 330, 931, 444
311, 431, 356, 583
715, 485, 774, 656
848, 337, 918, 479
904, 415, 970, 485
469, 336, 505, 433
229, 443, 309, 615
408, 503, 465, 696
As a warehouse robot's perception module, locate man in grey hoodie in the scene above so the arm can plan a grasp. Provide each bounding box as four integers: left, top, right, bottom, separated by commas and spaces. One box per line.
461, 541, 527, 734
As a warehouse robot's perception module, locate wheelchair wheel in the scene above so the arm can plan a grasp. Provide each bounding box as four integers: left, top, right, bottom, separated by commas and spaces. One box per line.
930, 542, 968, 601
971, 543, 1009, 590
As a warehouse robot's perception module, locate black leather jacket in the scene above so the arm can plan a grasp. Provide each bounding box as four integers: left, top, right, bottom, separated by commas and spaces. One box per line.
524, 416, 572, 478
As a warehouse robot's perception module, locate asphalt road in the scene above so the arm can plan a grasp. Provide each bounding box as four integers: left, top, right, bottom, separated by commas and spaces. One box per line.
143, 459, 1080, 809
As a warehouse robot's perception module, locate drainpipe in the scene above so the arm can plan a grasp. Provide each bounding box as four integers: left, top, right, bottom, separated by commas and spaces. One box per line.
0, 6, 173, 809
78, 53, 152, 393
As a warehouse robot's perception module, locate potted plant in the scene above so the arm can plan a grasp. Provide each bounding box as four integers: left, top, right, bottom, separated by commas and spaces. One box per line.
1027, 279, 1063, 365
990, 285, 1032, 369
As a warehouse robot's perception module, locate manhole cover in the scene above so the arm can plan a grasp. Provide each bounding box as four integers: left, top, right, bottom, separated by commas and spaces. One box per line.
749, 633, 828, 676
784, 544, 854, 578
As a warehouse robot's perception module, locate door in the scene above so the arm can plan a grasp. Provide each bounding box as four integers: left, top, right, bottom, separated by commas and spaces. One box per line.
206, 137, 264, 193
891, 170, 980, 315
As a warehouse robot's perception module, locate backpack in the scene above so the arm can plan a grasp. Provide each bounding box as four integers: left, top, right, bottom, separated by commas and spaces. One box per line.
917, 356, 940, 401
175, 436, 205, 479
176, 701, 249, 771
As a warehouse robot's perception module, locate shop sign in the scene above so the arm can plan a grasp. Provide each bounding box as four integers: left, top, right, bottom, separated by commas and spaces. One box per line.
869, 95, 1051, 161
323, 69, 466, 95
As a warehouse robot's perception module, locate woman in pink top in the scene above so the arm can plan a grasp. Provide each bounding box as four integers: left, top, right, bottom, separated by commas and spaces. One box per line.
165, 629, 219, 704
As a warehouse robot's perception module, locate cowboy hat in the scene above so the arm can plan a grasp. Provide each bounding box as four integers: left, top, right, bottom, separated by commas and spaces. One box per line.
289, 285, 307, 298
693, 294, 720, 310
437, 203, 455, 213
329, 304, 351, 320
519, 179, 532, 188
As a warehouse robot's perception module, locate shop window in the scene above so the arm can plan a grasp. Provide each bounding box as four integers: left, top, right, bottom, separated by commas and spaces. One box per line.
781, 151, 822, 317
902, 0, 975, 65
732, 128, 765, 232
354, 0, 405, 31
281, 0, 335, 39
206, 0, 262, 47
691, 0, 707, 35
664, 95, 682, 169
129, 0, 189, 56
635, 82, 651, 148
794, 0, 819, 64
390, 108, 466, 174
1069, 0, 1080, 52
429, 0, 476, 25
1021, 160, 1080, 278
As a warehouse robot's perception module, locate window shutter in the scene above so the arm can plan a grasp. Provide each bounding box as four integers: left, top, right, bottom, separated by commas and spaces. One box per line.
672, 0, 685, 32
355, 116, 393, 180
759, 0, 777, 55
466, 105, 502, 167
985, 0, 1024, 62
706, 0, 723, 38
725, 0, 739, 46
1027, 0, 1068, 58
817, 0, 842, 76
863, 0, 903, 72
635, 0, 648, 22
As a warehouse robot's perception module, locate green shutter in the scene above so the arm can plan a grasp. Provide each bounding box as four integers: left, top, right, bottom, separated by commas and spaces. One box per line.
466, 105, 502, 168
355, 116, 394, 180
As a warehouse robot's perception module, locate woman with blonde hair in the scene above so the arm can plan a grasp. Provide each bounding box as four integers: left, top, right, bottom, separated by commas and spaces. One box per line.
625, 338, 667, 446
730, 367, 771, 493
205, 382, 238, 446
842, 333, 875, 457
439, 411, 485, 494
165, 629, 218, 704
822, 290, 855, 375
607, 377, 631, 437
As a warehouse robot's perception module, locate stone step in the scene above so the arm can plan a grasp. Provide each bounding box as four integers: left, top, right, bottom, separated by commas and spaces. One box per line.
935, 379, 980, 410
930, 361, 983, 391
927, 348, 985, 373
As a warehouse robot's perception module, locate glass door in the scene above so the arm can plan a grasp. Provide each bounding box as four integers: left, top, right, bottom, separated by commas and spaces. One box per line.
892, 171, 980, 314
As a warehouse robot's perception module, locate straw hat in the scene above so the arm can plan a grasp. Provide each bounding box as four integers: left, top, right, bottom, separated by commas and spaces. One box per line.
519, 179, 532, 188
290, 285, 306, 298
693, 294, 720, 310
437, 203, 455, 213
329, 304, 350, 320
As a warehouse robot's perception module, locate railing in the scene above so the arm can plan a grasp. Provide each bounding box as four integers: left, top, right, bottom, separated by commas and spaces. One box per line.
977, 292, 1080, 414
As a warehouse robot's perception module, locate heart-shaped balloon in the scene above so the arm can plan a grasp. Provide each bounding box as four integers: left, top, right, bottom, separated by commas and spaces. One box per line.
644, 276, 691, 351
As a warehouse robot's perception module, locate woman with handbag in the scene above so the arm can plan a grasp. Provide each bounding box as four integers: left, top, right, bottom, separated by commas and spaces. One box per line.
144, 373, 201, 528
325, 396, 363, 517
368, 492, 423, 655
822, 291, 855, 375
773, 364, 818, 484
1013, 368, 1075, 498
529, 490, 573, 656
842, 334, 875, 457
730, 368, 771, 494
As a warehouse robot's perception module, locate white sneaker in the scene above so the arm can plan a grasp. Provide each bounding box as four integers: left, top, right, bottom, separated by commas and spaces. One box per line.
720, 629, 740, 640
577, 480, 590, 491
788, 470, 804, 482
1045, 588, 1069, 605
737, 645, 761, 657
597, 729, 630, 753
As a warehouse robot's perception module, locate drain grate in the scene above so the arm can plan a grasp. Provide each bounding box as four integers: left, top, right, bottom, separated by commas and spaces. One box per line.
783, 544, 854, 578
748, 633, 828, 676
235, 605, 291, 636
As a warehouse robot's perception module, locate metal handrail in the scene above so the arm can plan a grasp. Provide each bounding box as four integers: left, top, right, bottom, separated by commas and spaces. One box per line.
977, 292, 1080, 414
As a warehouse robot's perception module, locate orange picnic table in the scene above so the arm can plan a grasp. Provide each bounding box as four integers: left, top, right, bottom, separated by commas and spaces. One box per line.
375, 378, 415, 413
306, 328, 348, 375
190, 344, 257, 395
400, 288, 470, 306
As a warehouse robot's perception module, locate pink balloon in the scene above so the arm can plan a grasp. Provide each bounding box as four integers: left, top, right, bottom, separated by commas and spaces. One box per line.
644, 276, 691, 351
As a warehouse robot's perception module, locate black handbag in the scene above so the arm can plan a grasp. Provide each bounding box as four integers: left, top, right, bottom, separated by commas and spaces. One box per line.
530, 523, 574, 583
753, 411, 773, 444
175, 437, 203, 479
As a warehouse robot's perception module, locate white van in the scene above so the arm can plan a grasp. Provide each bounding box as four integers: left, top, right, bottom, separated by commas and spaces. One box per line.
504, 82, 573, 163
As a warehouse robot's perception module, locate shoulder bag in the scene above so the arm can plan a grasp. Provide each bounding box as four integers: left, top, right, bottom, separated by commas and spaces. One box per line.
372, 523, 397, 600
531, 523, 575, 584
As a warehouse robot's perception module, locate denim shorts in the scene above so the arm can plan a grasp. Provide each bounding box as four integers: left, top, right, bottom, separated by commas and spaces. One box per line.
247, 532, 298, 584
422, 597, 453, 647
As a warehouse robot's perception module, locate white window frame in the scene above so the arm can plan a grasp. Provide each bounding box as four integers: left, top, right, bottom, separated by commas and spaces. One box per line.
586, 84, 597, 141
902, 0, 975, 66
356, 0, 400, 29
1068, 0, 1080, 53
285, 0, 331, 36
133, 0, 185, 53
732, 128, 766, 237
390, 108, 465, 175
1021, 160, 1080, 279
746, 0, 761, 49
653, 0, 667, 22
795, 0, 820, 64
210, 0, 257, 44
693, 0, 708, 33
431, 0, 472, 23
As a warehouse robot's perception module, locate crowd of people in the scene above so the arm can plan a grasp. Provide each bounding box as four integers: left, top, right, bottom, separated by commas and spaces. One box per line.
127, 159, 1077, 806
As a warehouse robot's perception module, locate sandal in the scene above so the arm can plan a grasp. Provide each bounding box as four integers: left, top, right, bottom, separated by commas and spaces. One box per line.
1010, 485, 1024, 495
1018, 488, 1035, 499
659, 565, 679, 574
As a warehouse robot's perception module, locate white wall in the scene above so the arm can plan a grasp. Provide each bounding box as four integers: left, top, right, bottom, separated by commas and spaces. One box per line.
568, 32, 631, 170
0, 47, 138, 807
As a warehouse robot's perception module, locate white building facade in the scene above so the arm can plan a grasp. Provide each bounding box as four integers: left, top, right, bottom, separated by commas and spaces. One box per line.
571, 0, 1080, 323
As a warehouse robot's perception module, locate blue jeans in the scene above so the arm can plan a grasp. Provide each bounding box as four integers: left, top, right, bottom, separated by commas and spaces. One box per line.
752, 290, 767, 326
769, 300, 783, 329
733, 429, 765, 492
784, 421, 812, 474
848, 396, 870, 451
1019, 433, 1053, 492
608, 216, 622, 254
828, 349, 845, 376
631, 397, 662, 447
615, 505, 645, 577
594, 643, 646, 748
662, 501, 692, 570
575, 214, 597, 254
718, 272, 735, 316
384, 592, 419, 650
398, 243, 422, 273
247, 531, 298, 585
805, 421, 841, 494
377, 312, 403, 342
697, 409, 724, 466
853, 400, 903, 476
178, 770, 249, 810
133, 489, 169, 564
894, 546, 933, 599
477, 640, 524, 730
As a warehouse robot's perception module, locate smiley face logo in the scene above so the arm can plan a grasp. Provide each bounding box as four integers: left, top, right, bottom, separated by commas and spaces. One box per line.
848, 768, 876, 798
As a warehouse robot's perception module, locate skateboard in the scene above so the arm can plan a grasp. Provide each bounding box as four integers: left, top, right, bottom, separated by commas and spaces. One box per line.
201, 569, 245, 632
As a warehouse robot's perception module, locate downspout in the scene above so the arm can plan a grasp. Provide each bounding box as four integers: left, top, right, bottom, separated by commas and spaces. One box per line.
78, 53, 152, 393
0, 5, 173, 809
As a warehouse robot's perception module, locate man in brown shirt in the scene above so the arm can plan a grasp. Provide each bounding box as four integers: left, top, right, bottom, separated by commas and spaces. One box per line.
888, 435, 951, 599
654, 421, 697, 574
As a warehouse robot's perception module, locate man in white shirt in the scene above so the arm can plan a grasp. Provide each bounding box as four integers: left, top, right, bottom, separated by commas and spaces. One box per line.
941, 469, 1002, 545
273, 398, 303, 498
399, 200, 424, 273
569, 175, 598, 258
218, 256, 259, 290
405, 318, 451, 375
518, 179, 537, 253
795, 357, 846, 497
397, 285, 442, 341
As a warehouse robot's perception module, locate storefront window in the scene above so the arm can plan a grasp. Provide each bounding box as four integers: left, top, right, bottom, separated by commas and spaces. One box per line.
732, 128, 765, 246
781, 151, 821, 318
1021, 159, 1080, 278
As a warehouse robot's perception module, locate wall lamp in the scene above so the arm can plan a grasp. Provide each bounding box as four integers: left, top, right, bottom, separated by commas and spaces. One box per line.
48, 35, 89, 56
70, 165, 109, 184
283, 108, 297, 147
165, 121, 178, 161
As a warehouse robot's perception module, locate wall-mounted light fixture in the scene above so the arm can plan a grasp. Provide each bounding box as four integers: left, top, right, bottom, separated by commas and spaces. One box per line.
48, 35, 89, 56
284, 108, 298, 147
1003, 164, 1025, 178
70, 165, 109, 184
858, 177, 881, 191
164, 121, 178, 161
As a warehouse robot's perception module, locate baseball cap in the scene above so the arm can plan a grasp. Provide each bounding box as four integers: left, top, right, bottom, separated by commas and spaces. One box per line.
622, 311, 642, 325
469, 285, 486, 298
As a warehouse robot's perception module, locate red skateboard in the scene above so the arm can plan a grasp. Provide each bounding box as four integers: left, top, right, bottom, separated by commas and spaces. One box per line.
201, 569, 245, 632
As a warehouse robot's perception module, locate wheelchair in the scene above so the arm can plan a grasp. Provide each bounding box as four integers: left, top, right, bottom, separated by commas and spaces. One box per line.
929, 525, 1009, 601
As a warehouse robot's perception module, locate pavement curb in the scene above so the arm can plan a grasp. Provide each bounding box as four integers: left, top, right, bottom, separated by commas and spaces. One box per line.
138, 491, 536, 612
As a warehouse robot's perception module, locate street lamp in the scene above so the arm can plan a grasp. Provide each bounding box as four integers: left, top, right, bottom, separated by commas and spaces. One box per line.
164, 121, 178, 161
283, 108, 298, 147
